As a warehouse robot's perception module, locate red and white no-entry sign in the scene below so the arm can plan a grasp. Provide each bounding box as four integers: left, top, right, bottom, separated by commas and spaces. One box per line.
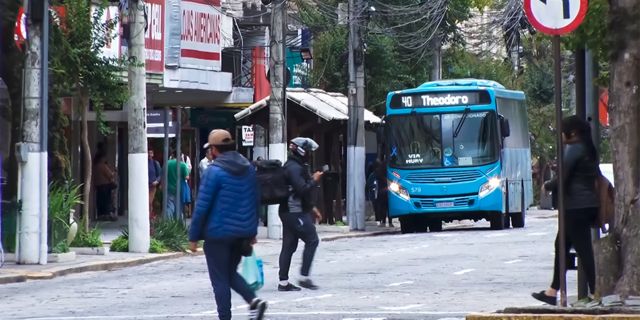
524, 0, 588, 35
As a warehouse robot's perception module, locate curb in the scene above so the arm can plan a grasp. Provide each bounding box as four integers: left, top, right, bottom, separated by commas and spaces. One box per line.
320, 230, 401, 242
467, 314, 640, 320
0, 274, 27, 285
0, 249, 205, 284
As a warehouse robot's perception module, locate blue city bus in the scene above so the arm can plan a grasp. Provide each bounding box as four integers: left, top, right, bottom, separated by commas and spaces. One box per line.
384, 79, 533, 233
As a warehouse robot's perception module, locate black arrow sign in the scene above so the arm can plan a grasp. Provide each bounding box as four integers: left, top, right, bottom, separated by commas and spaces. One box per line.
539, 0, 570, 19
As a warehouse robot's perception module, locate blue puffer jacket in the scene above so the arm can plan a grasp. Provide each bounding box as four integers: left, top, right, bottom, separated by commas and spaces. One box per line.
189, 151, 259, 242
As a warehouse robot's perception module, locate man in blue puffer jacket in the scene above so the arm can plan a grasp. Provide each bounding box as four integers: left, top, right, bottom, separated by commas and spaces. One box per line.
189, 130, 267, 320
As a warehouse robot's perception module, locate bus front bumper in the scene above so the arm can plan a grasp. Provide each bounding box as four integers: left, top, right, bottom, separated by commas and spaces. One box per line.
388, 185, 503, 219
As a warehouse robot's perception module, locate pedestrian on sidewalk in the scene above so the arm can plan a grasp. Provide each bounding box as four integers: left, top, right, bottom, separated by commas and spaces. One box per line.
163, 150, 189, 221
94, 153, 117, 221
199, 147, 214, 179
366, 162, 379, 224
189, 129, 267, 320
278, 137, 323, 292
532, 115, 600, 306
148, 148, 162, 220
375, 158, 393, 227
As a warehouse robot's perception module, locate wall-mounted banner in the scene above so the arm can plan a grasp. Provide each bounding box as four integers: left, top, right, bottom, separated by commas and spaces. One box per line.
144, 0, 165, 73
180, 0, 222, 71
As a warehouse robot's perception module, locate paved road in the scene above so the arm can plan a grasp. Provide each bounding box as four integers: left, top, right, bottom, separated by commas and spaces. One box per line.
1, 210, 575, 320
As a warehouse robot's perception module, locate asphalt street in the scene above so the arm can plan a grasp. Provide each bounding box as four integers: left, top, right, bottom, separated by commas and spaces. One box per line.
1, 210, 574, 320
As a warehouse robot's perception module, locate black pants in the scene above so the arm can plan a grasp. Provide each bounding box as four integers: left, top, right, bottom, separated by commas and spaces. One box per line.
551, 207, 598, 294
95, 184, 115, 216
278, 212, 319, 281
203, 238, 256, 320
376, 196, 389, 224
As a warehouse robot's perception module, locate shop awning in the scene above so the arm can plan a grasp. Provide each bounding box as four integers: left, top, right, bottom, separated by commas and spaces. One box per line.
234, 88, 382, 124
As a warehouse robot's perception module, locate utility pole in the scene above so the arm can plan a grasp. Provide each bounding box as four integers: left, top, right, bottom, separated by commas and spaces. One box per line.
430, 35, 442, 81
161, 107, 169, 218
267, 0, 286, 239
127, 0, 150, 253
346, 0, 365, 231
19, 0, 47, 265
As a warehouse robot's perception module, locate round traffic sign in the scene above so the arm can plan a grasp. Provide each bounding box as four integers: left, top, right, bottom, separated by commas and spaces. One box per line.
524, 0, 588, 35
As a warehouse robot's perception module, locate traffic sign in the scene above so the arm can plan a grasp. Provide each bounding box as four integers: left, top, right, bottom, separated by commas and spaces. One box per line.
524, 0, 588, 35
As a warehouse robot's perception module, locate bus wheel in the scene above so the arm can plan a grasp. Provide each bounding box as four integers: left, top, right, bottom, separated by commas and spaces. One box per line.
399, 216, 415, 234
511, 212, 525, 228
489, 212, 505, 230
428, 220, 443, 232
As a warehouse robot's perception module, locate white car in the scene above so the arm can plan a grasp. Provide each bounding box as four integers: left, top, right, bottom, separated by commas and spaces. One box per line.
600, 163, 614, 187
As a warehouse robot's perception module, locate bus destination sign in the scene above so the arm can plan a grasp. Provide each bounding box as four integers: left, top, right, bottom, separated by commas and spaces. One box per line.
390, 90, 491, 109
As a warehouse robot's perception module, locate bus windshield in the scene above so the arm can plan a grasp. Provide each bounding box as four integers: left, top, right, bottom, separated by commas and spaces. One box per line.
386, 111, 500, 169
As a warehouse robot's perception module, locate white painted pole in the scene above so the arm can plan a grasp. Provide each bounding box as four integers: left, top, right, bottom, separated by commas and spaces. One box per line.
39, 0, 51, 265
127, 0, 150, 253
19, 12, 43, 264
267, 1, 286, 240
346, 0, 366, 230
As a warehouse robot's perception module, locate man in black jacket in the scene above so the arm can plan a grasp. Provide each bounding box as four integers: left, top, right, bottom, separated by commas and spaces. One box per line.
278, 137, 323, 291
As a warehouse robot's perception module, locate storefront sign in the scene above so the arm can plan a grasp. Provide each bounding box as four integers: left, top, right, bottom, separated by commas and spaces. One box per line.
147, 110, 177, 138
144, 0, 165, 73
180, 0, 222, 71
242, 125, 254, 147
190, 108, 237, 129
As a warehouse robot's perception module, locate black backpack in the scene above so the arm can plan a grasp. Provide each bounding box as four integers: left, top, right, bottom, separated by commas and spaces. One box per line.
252, 159, 289, 205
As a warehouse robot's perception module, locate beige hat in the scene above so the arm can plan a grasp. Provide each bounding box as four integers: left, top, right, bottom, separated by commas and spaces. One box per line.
206, 129, 234, 147
203, 129, 222, 148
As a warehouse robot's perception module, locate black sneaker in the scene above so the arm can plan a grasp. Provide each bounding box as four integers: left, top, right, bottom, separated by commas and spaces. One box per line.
532, 291, 557, 306
248, 299, 267, 320
299, 279, 319, 290
278, 283, 302, 291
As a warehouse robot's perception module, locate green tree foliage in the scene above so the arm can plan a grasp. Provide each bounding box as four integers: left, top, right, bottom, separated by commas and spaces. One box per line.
563, 0, 610, 85
50, 0, 131, 231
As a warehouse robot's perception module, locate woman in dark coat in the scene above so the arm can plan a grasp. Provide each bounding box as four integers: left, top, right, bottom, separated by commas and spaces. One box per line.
375, 158, 393, 227
532, 115, 600, 305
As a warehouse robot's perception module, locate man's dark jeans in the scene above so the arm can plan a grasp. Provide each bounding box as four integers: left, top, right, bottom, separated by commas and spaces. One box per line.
278, 212, 319, 281
203, 238, 256, 320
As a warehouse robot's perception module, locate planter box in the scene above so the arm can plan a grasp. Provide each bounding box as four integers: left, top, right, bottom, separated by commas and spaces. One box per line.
3, 252, 76, 263
47, 252, 76, 263
316, 225, 350, 234
69, 247, 109, 255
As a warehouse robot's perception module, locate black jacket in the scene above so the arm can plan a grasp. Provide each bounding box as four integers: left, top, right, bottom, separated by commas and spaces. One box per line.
279, 154, 317, 214
545, 143, 600, 210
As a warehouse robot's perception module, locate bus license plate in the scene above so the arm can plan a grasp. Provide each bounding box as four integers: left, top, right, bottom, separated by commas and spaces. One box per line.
436, 202, 454, 208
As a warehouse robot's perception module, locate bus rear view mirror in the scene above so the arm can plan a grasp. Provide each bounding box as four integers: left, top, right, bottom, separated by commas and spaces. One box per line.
500, 117, 511, 138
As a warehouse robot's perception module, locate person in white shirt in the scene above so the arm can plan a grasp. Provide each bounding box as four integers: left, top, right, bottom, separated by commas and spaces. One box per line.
199, 146, 214, 179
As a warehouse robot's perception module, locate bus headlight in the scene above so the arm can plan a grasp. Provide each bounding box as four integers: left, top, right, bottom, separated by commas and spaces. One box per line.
479, 177, 501, 199
389, 181, 410, 201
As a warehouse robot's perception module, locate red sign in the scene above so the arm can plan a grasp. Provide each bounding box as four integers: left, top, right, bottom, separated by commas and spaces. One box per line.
14, 7, 27, 51
144, 0, 165, 73
180, 0, 222, 71
524, 0, 588, 36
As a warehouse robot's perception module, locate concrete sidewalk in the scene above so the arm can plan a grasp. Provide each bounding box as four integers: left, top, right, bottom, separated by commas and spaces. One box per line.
0, 224, 400, 285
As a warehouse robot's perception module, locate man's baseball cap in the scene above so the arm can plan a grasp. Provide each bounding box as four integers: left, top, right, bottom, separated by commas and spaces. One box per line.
203, 129, 222, 148
205, 129, 234, 148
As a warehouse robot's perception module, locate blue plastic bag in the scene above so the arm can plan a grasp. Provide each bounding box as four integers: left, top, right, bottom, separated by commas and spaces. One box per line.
241, 251, 264, 291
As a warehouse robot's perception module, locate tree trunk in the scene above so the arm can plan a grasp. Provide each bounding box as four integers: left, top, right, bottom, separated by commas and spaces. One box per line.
594, 235, 621, 298
80, 93, 91, 233
608, 0, 640, 298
